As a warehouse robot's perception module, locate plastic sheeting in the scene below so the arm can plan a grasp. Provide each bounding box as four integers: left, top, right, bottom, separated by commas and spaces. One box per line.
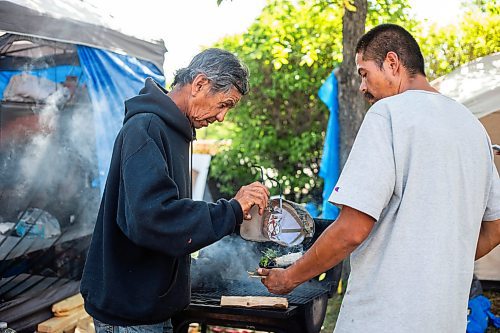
77, 46, 165, 193
467, 295, 500, 333
0, 44, 165, 194
0, 66, 83, 97
318, 71, 340, 220
0, 19, 165, 325
0, 0, 166, 71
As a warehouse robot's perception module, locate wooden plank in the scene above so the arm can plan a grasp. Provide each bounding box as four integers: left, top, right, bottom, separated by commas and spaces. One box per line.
54, 321, 77, 333
59, 313, 91, 333
37, 308, 87, 333
52, 294, 84, 314
54, 304, 84, 317
0, 278, 80, 331
220, 296, 288, 309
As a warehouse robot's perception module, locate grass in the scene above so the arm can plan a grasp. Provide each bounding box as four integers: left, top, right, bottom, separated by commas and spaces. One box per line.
320, 295, 342, 332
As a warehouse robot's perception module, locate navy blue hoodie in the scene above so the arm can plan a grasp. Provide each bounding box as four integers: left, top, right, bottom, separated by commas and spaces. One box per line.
80, 78, 243, 325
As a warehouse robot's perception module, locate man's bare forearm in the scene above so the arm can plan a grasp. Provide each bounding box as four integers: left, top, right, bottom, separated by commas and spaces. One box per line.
287, 206, 375, 286
259, 206, 375, 294
475, 219, 500, 260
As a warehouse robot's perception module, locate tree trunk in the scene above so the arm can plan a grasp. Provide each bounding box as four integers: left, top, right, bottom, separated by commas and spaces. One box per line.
338, 0, 368, 290
338, 0, 368, 167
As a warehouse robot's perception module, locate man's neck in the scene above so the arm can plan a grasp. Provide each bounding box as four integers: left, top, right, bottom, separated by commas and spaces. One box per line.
400, 74, 439, 94
167, 86, 189, 115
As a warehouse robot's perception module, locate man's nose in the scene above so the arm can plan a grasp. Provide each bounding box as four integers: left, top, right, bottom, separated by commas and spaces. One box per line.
359, 80, 367, 93
216, 109, 228, 122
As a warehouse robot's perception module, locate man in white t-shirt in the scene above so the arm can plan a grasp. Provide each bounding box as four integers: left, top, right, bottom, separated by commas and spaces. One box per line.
258, 24, 500, 332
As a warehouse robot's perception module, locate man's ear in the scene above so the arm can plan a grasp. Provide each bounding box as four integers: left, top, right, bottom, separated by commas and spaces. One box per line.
191, 74, 210, 96
385, 51, 400, 76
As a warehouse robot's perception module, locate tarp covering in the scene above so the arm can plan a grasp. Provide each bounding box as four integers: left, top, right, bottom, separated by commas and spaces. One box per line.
318, 71, 340, 220
0, 0, 166, 71
0, 66, 83, 97
0, 17, 165, 326
77, 46, 164, 192
431, 52, 500, 119
0, 38, 165, 193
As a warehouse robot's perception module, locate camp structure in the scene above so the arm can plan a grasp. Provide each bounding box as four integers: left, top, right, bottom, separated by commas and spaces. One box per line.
0, 0, 166, 330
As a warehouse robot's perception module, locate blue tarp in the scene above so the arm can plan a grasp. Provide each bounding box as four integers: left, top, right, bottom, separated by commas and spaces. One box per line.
77, 46, 164, 193
318, 71, 340, 220
0, 66, 84, 97
0, 46, 164, 194
467, 295, 500, 333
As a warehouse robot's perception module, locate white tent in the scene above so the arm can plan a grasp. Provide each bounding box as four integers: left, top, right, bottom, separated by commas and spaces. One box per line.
0, 0, 166, 70
432, 53, 500, 283
432, 52, 500, 119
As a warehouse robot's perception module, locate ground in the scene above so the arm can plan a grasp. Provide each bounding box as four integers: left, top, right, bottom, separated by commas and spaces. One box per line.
487, 290, 500, 333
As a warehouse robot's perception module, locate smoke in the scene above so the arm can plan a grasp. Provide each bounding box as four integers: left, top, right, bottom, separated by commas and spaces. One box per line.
0, 84, 100, 234
191, 235, 263, 287
18, 89, 69, 191
190, 234, 305, 288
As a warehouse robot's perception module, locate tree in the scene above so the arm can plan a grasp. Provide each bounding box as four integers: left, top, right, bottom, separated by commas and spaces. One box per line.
338, 0, 367, 167
210, 0, 344, 203
339, 0, 420, 165
417, 2, 500, 80
208, 0, 415, 205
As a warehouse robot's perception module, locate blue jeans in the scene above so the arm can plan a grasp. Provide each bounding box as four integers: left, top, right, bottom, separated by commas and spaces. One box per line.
94, 319, 173, 333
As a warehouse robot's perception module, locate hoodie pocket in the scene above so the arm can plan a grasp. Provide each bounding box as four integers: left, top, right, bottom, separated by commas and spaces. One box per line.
158, 257, 179, 298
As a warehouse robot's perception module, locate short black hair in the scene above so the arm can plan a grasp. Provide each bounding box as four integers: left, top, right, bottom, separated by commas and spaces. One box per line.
355, 24, 425, 77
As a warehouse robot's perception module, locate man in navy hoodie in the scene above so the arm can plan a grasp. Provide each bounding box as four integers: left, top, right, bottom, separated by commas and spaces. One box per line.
80, 48, 269, 332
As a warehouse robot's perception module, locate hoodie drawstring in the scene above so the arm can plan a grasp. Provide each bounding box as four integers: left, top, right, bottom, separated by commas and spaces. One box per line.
190, 142, 193, 199
190, 128, 196, 199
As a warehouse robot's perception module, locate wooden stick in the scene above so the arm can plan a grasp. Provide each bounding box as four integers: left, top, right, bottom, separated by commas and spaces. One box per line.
220, 296, 288, 309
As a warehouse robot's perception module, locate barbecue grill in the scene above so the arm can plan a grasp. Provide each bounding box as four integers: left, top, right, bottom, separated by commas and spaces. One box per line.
173, 218, 341, 333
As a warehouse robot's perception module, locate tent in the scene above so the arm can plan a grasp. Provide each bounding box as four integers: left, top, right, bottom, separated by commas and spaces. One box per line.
431, 52, 500, 171
431, 52, 500, 286
0, 0, 166, 329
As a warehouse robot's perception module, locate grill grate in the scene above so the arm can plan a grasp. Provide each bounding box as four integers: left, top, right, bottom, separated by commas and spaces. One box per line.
191, 279, 327, 306
174, 220, 340, 333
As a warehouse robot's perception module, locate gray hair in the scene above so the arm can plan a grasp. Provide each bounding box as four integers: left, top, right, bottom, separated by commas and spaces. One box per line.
172, 48, 250, 95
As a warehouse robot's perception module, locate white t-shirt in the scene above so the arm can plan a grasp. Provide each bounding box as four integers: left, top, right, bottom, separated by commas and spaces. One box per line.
329, 90, 500, 333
